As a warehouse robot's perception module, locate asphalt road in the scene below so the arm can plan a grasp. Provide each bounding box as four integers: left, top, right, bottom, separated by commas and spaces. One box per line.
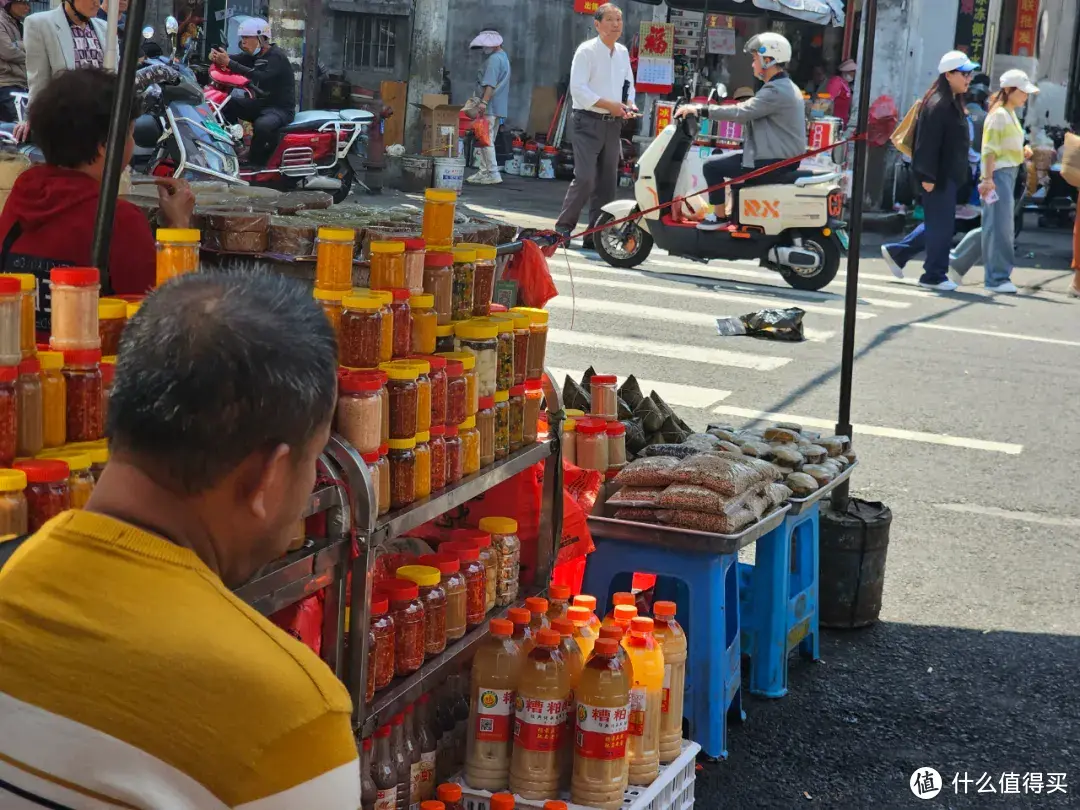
453, 174, 1080, 807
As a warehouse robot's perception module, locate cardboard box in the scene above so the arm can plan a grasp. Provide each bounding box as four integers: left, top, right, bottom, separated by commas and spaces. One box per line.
416, 94, 464, 156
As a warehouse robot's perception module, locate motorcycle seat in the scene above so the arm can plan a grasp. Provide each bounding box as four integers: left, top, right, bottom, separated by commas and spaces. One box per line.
283, 110, 343, 130
340, 109, 375, 124
794, 171, 841, 186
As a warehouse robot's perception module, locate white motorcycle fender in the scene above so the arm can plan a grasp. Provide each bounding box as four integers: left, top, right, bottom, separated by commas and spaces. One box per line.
600, 199, 651, 233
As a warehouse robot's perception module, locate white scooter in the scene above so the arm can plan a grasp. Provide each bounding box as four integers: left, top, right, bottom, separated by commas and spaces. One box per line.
594, 86, 848, 291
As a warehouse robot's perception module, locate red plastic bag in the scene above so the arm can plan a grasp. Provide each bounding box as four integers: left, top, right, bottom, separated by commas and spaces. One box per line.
270, 593, 324, 656
867, 95, 899, 147
472, 117, 492, 148
502, 239, 558, 309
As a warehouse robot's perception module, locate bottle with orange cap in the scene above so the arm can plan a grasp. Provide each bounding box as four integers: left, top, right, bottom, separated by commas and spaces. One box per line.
526, 596, 550, 633
571, 636, 631, 809
507, 606, 531, 650
652, 601, 687, 764
543, 802, 568, 810
546, 584, 572, 621
573, 594, 602, 631
601, 592, 636, 628
465, 617, 522, 791
508, 627, 569, 799
567, 605, 598, 660
597, 624, 635, 684
551, 617, 584, 791
612, 603, 638, 636
435, 783, 463, 810
623, 617, 665, 785
490, 793, 515, 810
419, 801, 445, 810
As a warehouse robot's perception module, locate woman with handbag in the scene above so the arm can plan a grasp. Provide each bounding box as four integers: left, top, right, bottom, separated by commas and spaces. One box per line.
881, 50, 978, 291
465, 29, 510, 186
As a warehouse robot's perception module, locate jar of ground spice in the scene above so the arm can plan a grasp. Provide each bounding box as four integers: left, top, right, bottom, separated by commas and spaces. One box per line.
589, 375, 618, 421
424, 354, 447, 428
418, 552, 466, 641
49, 268, 100, 352
2, 273, 36, 360
403, 238, 426, 294
0, 365, 16, 466
476, 395, 495, 467
414, 430, 432, 500
13, 459, 70, 531
16, 356, 42, 458
389, 289, 412, 359
337, 371, 384, 454
428, 425, 447, 492
423, 252, 454, 326
573, 417, 609, 474
406, 358, 432, 434
0, 469, 27, 536
38, 351, 65, 449
63, 349, 103, 443
313, 287, 348, 339
440, 541, 486, 628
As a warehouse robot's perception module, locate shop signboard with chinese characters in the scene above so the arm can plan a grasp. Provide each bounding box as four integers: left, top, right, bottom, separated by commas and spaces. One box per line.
954, 0, 992, 67
573, 0, 600, 14
654, 101, 674, 137
1012, 0, 1040, 57
637, 21, 675, 94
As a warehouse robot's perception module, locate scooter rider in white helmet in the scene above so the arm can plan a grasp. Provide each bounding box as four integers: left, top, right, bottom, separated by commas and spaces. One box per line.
209, 17, 295, 165
676, 33, 808, 230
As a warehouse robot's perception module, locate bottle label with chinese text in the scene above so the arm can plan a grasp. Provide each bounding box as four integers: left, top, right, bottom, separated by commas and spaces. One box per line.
628, 687, 647, 736
374, 787, 396, 810
476, 687, 515, 742
574, 700, 630, 760
418, 750, 436, 800
513, 694, 567, 752
662, 664, 672, 714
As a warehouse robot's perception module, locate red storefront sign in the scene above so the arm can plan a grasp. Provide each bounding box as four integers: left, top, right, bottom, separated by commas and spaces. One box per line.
574, 0, 600, 14
1012, 0, 1039, 56
654, 103, 672, 136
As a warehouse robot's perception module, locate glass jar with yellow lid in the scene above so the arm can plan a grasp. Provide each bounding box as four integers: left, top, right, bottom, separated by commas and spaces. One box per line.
450, 246, 477, 321
436, 351, 477, 417
482, 315, 515, 391
562, 417, 577, 466
125, 300, 142, 320
97, 298, 127, 357
379, 360, 420, 440
422, 188, 457, 246
434, 322, 455, 353
404, 358, 431, 434
66, 439, 109, 481
458, 414, 480, 476
155, 228, 201, 286
37, 449, 94, 508
38, 350, 65, 448
492, 389, 510, 460
409, 293, 437, 355
0, 468, 27, 536
315, 227, 355, 291
387, 435, 417, 510
313, 287, 348, 339
414, 430, 432, 500
510, 306, 550, 380
456, 243, 498, 317
370, 289, 394, 363
423, 251, 454, 326
339, 294, 382, 369
453, 320, 498, 399
369, 240, 406, 290
1, 273, 37, 359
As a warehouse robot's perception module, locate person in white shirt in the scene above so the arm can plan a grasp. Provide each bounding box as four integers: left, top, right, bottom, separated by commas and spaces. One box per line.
555, 2, 637, 248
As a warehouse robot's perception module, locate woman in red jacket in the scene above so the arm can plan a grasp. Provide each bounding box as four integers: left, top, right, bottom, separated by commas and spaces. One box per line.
0, 67, 193, 298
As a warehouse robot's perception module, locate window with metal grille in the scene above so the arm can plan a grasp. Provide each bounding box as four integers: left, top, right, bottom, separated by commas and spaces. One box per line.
343, 14, 397, 72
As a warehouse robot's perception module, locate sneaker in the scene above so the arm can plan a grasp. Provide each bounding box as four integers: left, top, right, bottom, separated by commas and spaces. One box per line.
987, 281, 1018, 294
881, 245, 904, 278
1069, 285, 1080, 299
475, 172, 503, 185
918, 279, 959, 292
465, 171, 487, 184
948, 268, 964, 287
697, 217, 727, 231
956, 204, 980, 220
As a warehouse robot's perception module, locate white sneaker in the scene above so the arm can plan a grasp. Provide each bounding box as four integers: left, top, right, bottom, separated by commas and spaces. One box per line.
465, 172, 486, 184
987, 281, 1018, 294
918, 279, 959, 292
948, 268, 963, 287
697, 219, 727, 231
475, 172, 503, 185
881, 245, 904, 279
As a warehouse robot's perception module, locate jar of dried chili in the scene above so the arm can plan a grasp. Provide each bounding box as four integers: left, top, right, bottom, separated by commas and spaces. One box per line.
444, 359, 467, 427
63, 349, 103, 443
384, 577, 426, 677
380, 361, 419, 440
387, 436, 417, 510
370, 593, 395, 691
397, 564, 447, 657
440, 541, 485, 628
97, 298, 127, 358
418, 552, 466, 642
428, 425, 447, 492
423, 354, 447, 429
0, 365, 18, 466
389, 288, 412, 359
340, 295, 383, 369
443, 423, 463, 485
13, 459, 70, 532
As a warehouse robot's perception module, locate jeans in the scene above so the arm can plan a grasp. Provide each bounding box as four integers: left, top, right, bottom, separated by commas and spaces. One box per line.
883, 181, 957, 284
951, 167, 1018, 287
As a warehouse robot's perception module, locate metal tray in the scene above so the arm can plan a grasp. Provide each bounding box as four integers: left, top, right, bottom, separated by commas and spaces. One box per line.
786, 460, 858, 514
588, 503, 790, 555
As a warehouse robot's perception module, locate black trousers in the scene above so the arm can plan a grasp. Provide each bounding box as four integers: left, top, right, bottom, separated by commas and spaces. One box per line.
224, 97, 294, 166
701, 153, 786, 211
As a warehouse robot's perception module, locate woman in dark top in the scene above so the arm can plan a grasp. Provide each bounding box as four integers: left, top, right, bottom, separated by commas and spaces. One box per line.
882, 50, 978, 291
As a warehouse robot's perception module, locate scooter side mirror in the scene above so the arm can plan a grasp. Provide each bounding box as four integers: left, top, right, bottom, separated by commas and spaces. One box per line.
715, 83, 728, 100
165, 16, 179, 34
142, 26, 155, 40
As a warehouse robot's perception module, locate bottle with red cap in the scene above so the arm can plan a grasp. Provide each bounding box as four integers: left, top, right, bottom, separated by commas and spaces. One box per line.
490, 793, 515, 810
571, 636, 631, 809
551, 617, 584, 791
623, 617, 665, 785
652, 601, 688, 764
573, 594, 602, 631
389, 713, 410, 810
508, 627, 569, 799
360, 736, 377, 810
465, 617, 522, 791
371, 724, 399, 810
415, 693, 438, 800
546, 584, 572, 622
601, 592, 636, 628
522, 596, 550, 654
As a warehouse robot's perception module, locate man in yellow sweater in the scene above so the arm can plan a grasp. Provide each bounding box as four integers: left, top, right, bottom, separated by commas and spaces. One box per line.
0, 273, 359, 809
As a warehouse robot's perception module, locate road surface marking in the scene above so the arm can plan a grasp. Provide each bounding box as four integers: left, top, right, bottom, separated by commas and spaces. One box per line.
910, 322, 1080, 348
545, 296, 836, 342
936, 504, 1080, 527
708, 405, 1023, 454
548, 329, 791, 371
548, 273, 875, 320
555, 258, 913, 309
547, 367, 732, 410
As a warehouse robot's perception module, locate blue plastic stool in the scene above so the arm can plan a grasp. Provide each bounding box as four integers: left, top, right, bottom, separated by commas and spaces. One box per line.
739, 503, 821, 698
581, 535, 744, 759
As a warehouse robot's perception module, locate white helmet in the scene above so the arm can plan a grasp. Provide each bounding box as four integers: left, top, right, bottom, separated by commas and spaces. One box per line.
238, 17, 270, 39
745, 33, 792, 66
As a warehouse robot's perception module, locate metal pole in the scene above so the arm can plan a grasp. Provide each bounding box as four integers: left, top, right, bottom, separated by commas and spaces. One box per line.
90, 0, 148, 291
832, 0, 876, 510
299, 0, 323, 110
103, 0, 119, 71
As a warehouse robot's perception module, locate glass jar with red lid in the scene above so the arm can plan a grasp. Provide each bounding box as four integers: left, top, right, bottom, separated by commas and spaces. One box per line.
428, 425, 447, 492
63, 349, 103, 443
440, 541, 485, 627
389, 289, 412, 359
16, 356, 42, 458
397, 564, 447, 657
444, 360, 467, 427
606, 421, 627, 475
337, 371, 384, 455
403, 237, 427, 294
424, 355, 447, 428
13, 459, 71, 531
418, 552, 466, 641
370, 593, 396, 691
573, 417, 609, 474
0, 365, 19, 467
450, 528, 496, 613
383, 577, 426, 677
443, 423, 463, 485
49, 267, 100, 352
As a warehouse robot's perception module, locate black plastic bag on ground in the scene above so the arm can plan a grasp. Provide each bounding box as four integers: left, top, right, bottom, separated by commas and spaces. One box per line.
563, 375, 591, 413
716, 307, 806, 342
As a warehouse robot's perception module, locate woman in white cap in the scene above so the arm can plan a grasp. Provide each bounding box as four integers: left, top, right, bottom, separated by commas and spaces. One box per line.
948, 69, 1037, 293
466, 29, 510, 185
825, 58, 856, 123
881, 50, 978, 291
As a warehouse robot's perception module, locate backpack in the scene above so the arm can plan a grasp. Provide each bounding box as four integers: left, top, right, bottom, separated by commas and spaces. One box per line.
891, 100, 922, 157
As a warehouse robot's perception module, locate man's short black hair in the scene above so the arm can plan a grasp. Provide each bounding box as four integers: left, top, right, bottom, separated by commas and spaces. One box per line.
107, 272, 339, 495
29, 67, 137, 169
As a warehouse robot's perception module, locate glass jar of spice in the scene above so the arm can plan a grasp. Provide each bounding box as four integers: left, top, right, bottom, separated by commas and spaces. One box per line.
414, 430, 432, 500
385, 577, 426, 677
410, 294, 437, 355
49, 268, 101, 353
590, 374, 618, 421
370, 240, 406, 290
315, 227, 355, 292
492, 390, 509, 460
389, 289, 412, 359
458, 415, 480, 476
440, 541, 485, 628
46, 451, 94, 509
422, 189, 457, 246
0, 366, 15, 466
511, 307, 549, 380
486, 316, 515, 392
461, 243, 497, 317
13, 459, 70, 531
423, 252, 454, 326
381, 361, 419, 440
453, 320, 497, 399
606, 421, 627, 475
434, 323, 455, 353
428, 425, 447, 492
313, 287, 348, 339
476, 396, 495, 467
0, 469, 27, 536
2, 273, 36, 360
16, 357, 42, 458
444, 360, 467, 427
451, 528, 496, 613
340, 295, 383, 369
337, 371, 383, 455
63, 350, 103, 443
562, 418, 577, 466
508, 385, 524, 451
366, 289, 393, 364
508, 311, 530, 386
387, 436, 417, 510
397, 564, 447, 657
155, 228, 200, 286
0, 278, 20, 368
407, 359, 432, 434
523, 379, 543, 445
100, 357, 115, 422
370, 594, 396, 690
478, 517, 521, 607
361, 449, 387, 517
424, 354, 447, 428
419, 552, 466, 641
573, 417, 609, 474
403, 238, 426, 294
444, 423, 463, 485
97, 298, 127, 358
438, 351, 477, 417
450, 247, 476, 321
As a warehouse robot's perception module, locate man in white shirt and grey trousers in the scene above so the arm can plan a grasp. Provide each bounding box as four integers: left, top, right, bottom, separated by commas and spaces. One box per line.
556, 2, 637, 248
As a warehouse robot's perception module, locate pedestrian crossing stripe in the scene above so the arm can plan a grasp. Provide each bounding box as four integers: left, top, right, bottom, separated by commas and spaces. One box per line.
547, 367, 732, 410
547, 329, 791, 371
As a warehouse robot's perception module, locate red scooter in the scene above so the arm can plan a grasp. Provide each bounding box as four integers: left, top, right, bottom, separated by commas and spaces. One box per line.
203, 66, 374, 202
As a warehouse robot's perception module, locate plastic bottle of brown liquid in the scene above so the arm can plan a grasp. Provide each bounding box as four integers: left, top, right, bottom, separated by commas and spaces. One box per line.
390, 713, 411, 810
652, 601, 687, 764
568, 606, 598, 660
434, 682, 457, 784
547, 584, 572, 621
404, 703, 421, 809
451, 669, 470, 770
570, 637, 631, 809
372, 723, 399, 810
508, 606, 532, 652
623, 617, 665, 786
416, 694, 438, 800
465, 618, 522, 791
508, 628, 569, 799
573, 594, 601, 632
361, 736, 378, 810
522, 596, 550, 654
598, 625, 633, 790
552, 617, 584, 791
600, 593, 636, 628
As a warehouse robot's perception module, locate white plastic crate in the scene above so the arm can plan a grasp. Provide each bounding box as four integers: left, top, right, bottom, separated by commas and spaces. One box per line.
457, 740, 700, 810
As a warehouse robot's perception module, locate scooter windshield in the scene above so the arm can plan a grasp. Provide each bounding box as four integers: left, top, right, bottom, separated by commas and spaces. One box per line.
169, 103, 242, 183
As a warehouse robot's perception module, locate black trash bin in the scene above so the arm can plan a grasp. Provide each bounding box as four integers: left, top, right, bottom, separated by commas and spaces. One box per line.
819, 498, 893, 629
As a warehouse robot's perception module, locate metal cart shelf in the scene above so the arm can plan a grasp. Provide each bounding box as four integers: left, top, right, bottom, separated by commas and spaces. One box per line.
786, 461, 858, 514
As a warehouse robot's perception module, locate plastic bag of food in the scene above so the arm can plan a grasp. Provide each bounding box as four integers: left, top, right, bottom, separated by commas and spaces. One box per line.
786, 471, 819, 497
716, 440, 742, 454
739, 440, 773, 460
656, 507, 758, 534
683, 433, 723, 452
657, 483, 768, 516
639, 443, 699, 459
607, 486, 666, 508
764, 426, 800, 443
706, 425, 739, 442
765, 482, 793, 508
671, 452, 778, 496
613, 507, 662, 523
612, 456, 681, 487
801, 464, 836, 485
818, 436, 846, 457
